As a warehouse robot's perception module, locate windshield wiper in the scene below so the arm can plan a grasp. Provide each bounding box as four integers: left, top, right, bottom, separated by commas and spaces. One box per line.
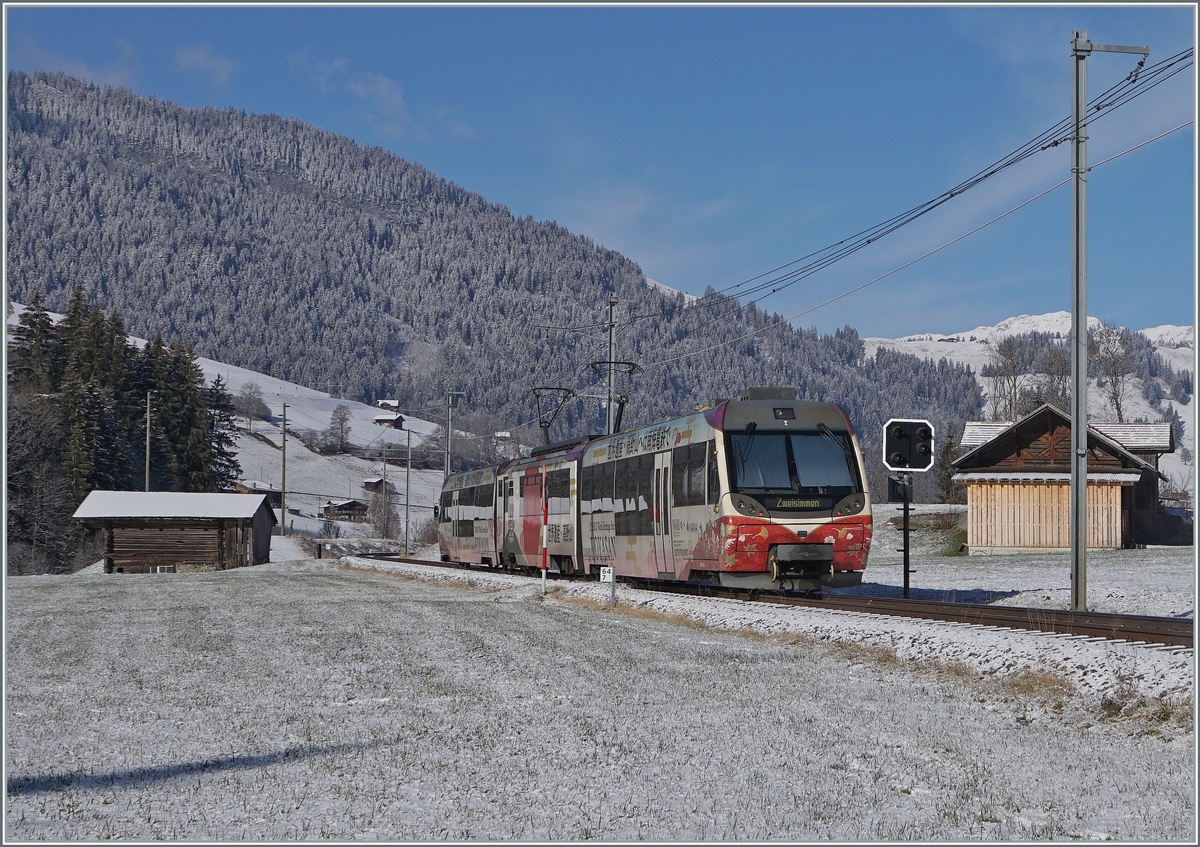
817, 422, 855, 462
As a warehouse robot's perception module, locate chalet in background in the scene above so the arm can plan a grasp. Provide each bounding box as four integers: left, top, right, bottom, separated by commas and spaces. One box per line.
322, 499, 369, 522
73, 492, 277, 573
952, 404, 1184, 553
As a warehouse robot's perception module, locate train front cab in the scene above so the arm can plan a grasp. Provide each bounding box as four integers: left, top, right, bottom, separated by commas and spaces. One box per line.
711, 397, 872, 592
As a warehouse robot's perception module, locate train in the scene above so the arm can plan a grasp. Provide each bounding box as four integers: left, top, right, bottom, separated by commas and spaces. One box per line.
438, 387, 872, 592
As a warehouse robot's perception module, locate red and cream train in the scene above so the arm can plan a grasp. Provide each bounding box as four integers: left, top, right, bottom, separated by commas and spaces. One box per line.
438, 388, 872, 591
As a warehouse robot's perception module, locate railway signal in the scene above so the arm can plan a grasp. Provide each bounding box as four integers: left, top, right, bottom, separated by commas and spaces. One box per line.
882, 419, 935, 472
883, 418, 933, 599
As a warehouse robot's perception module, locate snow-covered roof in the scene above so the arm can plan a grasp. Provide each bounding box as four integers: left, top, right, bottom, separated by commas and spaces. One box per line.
1091, 423, 1174, 453
958, 423, 1010, 448
73, 491, 274, 521
237, 479, 279, 491
952, 471, 1141, 484
960, 420, 1173, 453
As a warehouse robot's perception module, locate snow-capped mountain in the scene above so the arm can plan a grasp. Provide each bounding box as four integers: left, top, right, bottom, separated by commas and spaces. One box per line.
865, 311, 1195, 484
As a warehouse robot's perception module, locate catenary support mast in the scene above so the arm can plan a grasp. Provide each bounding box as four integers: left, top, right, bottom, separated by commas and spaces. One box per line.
1069, 30, 1148, 612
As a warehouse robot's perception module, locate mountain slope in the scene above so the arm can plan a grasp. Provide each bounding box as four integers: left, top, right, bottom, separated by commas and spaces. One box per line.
6, 70, 982, 495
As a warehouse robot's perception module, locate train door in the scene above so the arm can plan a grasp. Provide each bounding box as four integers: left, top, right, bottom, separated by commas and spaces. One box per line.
520, 471, 544, 568
499, 475, 519, 566
653, 451, 676, 578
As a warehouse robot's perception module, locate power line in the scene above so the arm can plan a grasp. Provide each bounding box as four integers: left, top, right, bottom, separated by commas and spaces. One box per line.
620, 48, 1193, 328
638, 119, 1193, 372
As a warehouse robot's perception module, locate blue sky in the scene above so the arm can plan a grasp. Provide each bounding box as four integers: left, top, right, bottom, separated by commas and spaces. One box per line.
5, 4, 1195, 338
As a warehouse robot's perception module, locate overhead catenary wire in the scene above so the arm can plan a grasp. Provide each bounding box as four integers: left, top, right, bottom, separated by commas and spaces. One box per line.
360, 56, 1194, 449
637, 119, 1193, 373
449, 113, 1194, 445
617, 48, 1193, 328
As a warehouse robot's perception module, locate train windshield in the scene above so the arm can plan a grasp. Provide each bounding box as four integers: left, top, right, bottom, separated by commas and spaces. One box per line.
728, 430, 861, 503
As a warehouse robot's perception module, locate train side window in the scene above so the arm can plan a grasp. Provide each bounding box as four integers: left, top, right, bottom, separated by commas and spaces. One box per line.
671, 446, 688, 504
547, 469, 570, 515
688, 443, 707, 506
600, 462, 616, 512
439, 491, 453, 518
638, 454, 654, 535
614, 457, 634, 535
662, 467, 670, 526
706, 440, 720, 505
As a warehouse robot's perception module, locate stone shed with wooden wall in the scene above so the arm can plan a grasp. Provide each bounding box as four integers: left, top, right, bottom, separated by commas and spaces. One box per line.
73, 491, 277, 573
951, 404, 1171, 554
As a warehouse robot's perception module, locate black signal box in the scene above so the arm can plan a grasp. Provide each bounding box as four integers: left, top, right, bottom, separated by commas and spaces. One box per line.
882, 419, 935, 473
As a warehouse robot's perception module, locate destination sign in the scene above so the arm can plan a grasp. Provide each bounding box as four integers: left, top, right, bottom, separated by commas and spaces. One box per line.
775, 498, 822, 509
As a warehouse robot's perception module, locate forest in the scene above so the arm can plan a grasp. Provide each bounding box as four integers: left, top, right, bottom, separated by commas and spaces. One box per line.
6, 288, 241, 574
6, 70, 987, 510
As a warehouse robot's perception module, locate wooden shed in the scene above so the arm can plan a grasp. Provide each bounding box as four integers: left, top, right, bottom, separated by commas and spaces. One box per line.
952, 405, 1171, 554
73, 491, 277, 573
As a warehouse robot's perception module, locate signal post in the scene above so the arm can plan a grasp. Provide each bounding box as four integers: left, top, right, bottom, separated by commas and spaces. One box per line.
883, 419, 934, 599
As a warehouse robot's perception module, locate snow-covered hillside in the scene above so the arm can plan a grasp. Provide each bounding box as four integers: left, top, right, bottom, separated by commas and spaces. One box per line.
6, 300, 446, 541
864, 311, 1195, 485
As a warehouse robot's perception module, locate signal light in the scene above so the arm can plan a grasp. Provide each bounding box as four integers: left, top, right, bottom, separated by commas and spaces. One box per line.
882, 419, 935, 472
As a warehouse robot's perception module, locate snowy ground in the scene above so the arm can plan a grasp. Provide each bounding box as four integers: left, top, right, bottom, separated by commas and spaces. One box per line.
5, 531, 1195, 842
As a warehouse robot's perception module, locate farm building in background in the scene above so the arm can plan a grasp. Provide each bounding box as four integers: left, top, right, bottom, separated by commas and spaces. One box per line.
73, 491, 277, 573
232, 479, 282, 508
322, 499, 368, 522
951, 404, 1181, 553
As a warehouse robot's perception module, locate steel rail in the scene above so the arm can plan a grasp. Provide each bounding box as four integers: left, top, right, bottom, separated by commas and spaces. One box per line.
354, 555, 1193, 648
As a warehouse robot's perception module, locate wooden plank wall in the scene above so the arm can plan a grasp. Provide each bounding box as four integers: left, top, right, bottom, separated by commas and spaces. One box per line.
111, 527, 222, 572
109, 521, 254, 572
965, 481, 1126, 549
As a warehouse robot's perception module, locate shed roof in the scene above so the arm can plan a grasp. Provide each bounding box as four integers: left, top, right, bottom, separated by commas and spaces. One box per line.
952, 471, 1140, 484
1090, 423, 1174, 453
73, 491, 276, 521
960, 419, 1174, 453
953, 404, 1167, 481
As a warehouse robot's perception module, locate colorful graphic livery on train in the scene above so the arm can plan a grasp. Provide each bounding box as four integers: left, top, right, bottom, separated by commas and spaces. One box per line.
439, 388, 872, 591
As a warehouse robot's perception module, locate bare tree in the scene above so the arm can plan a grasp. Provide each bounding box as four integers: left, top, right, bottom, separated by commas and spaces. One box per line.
1035, 343, 1073, 412
367, 487, 399, 539
233, 381, 270, 431
986, 335, 1036, 421
1090, 322, 1134, 422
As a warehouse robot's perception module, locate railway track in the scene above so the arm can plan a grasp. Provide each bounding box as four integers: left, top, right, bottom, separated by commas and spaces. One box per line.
357, 555, 1194, 649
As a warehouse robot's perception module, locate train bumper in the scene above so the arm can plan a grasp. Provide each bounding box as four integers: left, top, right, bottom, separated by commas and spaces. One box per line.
768, 543, 833, 581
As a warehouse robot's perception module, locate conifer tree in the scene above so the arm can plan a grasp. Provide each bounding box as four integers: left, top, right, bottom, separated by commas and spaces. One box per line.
204, 375, 242, 491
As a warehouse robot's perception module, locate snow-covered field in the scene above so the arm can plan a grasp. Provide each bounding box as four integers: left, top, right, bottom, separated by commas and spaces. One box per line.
5, 528, 1194, 842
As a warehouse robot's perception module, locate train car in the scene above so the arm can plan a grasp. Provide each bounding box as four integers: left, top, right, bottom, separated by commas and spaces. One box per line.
439, 387, 872, 591
437, 465, 497, 564
493, 444, 584, 573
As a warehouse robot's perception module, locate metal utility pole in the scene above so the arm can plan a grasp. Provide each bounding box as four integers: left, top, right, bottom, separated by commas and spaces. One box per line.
1069, 30, 1148, 612
405, 428, 412, 555
144, 390, 153, 491
382, 445, 389, 539
281, 403, 288, 536
606, 293, 618, 435
444, 391, 464, 480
